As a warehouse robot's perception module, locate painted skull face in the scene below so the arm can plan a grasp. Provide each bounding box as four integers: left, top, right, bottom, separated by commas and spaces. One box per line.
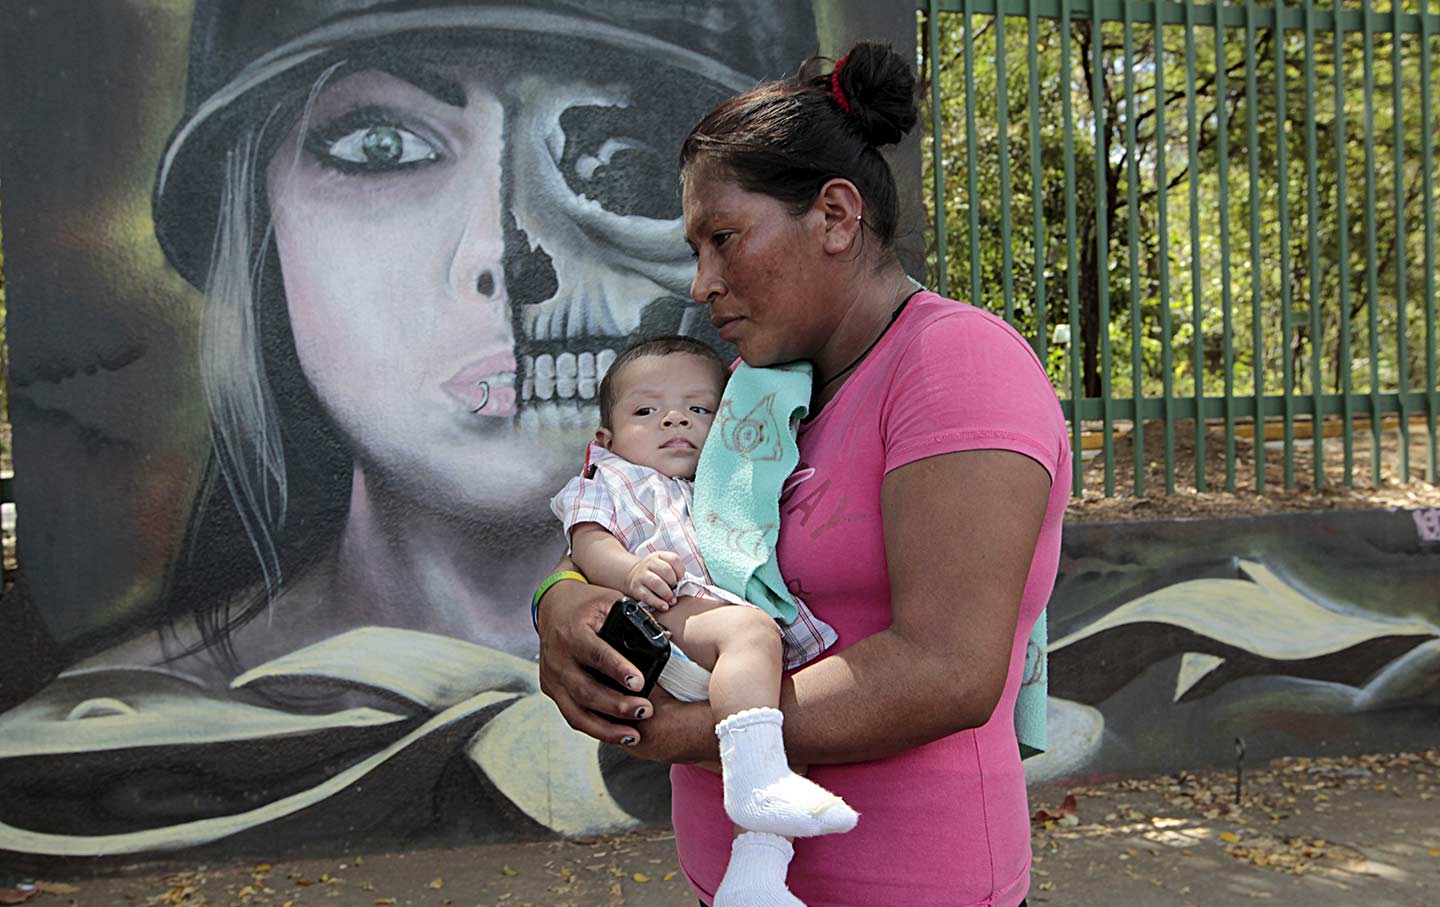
505, 65, 732, 432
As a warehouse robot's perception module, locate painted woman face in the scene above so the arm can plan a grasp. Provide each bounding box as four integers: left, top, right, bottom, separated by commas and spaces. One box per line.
265, 59, 715, 520
266, 65, 573, 517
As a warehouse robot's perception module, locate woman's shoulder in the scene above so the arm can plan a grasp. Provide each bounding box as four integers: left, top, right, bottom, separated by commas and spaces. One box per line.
893, 291, 1048, 375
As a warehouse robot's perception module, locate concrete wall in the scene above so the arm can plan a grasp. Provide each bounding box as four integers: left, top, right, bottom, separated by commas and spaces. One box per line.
0, 0, 912, 872
1029, 507, 1440, 785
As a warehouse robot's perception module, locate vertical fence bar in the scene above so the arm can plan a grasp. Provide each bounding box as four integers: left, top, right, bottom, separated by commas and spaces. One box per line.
1063, 0, 1085, 493
1363, 1, 1383, 484
928, 0, 948, 299
1185, 1, 1207, 491
1246, 0, 1267, 491
1027, 4, 1048, 364
1423, 0, 1439, 483
1216, 0, 1237, 493
1124, 2, 1145, 497
1094, 3, 1114, 496
964, 0, 982, 306
1394, 0, 1412, 482
1333, 0, 1354, 486
997, 9, 1016, 325
1155, 0, 1177, 494
1276, 2, 1296, 490
1303, 0, 1323, 489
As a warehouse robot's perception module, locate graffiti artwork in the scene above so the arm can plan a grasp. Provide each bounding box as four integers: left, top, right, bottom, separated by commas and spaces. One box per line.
0, 0, 916, 866
1029, 509, 1440, 784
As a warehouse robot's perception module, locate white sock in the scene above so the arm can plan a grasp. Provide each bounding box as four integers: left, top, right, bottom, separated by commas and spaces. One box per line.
714, 832, 806, 907
657, 643, 711, 703
716, 708, 859, 838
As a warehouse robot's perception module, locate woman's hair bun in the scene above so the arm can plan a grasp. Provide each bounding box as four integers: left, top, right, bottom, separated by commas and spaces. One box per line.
831, 41, 919, 147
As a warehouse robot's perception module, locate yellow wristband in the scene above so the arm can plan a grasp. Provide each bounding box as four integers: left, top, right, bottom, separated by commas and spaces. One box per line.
532, 570, 588, 632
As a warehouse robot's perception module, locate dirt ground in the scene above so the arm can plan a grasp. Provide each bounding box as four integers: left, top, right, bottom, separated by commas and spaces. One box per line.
4, 751, 1436, 907
1067, 416, 1440, 523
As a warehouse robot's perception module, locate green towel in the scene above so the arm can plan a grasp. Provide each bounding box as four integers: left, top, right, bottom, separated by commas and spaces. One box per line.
692, 361, 812, 625
691, 359, 1046, 760
1017, 614, 1047, 759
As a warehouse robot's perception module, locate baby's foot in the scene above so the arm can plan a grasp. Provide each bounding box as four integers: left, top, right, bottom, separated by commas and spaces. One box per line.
717, 708, 860, 838
713, 832, 807, 907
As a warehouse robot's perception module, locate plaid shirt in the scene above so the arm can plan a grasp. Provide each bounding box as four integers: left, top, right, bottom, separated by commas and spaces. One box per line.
551, 443, 836, 669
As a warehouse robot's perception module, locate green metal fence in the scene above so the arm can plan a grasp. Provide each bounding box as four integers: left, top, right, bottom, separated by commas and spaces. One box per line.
918, 0, 1440, 497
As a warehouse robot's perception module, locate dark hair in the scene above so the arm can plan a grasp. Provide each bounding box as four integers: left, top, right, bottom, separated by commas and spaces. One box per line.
598, 335, 731, 429
679, 41, 918, 248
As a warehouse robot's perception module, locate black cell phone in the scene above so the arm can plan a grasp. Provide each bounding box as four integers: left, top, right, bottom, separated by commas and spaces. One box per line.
594, 598, 671, 698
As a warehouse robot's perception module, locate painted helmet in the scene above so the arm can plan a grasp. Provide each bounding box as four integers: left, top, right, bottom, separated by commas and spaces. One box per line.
152, 0, 817, 289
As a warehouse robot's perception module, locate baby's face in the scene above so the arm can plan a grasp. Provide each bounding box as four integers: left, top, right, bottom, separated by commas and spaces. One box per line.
599, 353, 724, 478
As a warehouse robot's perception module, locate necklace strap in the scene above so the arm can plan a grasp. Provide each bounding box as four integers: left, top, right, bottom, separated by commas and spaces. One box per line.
817, 286, 926, 393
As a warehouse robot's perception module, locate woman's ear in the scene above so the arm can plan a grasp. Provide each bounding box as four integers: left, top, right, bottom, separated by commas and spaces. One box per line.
814, 178, 865, 256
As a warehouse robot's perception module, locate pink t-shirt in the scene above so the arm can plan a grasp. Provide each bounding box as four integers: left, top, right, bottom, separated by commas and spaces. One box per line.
671, 292, 1071, 907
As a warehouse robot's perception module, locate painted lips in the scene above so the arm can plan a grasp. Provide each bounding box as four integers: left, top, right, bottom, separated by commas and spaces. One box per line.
443, 353, 518, 417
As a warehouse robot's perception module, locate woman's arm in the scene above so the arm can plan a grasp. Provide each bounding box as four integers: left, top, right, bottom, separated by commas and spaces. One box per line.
628, 447, 1052, 765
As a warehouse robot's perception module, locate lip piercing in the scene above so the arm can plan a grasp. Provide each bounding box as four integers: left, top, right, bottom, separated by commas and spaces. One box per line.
470, 381, 490, 413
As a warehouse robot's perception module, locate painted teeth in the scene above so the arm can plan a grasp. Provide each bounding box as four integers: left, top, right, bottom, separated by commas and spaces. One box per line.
522, 350, 619, 402
578, 351, 596, 400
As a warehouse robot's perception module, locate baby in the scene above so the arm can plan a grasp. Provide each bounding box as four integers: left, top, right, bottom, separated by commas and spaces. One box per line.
550, 335, 855, 907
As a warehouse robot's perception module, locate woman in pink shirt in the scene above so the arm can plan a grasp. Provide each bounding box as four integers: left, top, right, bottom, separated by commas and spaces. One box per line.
536, 41, 1068, 907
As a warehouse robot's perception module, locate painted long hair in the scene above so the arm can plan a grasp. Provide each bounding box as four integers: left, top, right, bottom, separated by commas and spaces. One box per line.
159, 65, 353, 673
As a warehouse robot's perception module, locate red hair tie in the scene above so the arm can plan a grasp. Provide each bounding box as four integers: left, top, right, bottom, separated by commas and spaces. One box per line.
829, 54, 851, 113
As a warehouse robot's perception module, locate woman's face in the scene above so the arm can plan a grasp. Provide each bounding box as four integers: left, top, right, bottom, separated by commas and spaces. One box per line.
266, 65, 580, 516
682, 169, 831, 367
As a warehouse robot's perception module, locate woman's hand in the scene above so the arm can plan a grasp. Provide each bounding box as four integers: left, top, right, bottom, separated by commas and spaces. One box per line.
536, 578, 656, 746
627, 687, 719, 765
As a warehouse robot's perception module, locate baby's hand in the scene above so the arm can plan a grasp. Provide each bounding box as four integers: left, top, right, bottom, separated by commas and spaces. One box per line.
625, 551, 686, 611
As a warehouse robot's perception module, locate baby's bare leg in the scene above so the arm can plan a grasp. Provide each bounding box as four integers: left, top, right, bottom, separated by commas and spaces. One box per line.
654, 596, 783, 723
655, 596, 857, 840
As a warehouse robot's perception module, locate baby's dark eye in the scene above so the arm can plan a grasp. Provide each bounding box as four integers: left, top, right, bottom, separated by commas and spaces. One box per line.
307, 109, 440, 173
634, 406, 656, 416
690, 406, 712, 415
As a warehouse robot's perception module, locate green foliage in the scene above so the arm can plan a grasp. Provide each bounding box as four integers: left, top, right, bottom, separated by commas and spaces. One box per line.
918, 6, 1438, 404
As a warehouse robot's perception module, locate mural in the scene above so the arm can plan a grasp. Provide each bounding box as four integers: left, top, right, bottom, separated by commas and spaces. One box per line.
6, 0, 1428, 878
1028, 508, 1440, 784
0, 0, 917, 868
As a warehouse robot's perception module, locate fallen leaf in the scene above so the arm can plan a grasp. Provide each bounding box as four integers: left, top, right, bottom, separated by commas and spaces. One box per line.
428, 878, 445, 889
1430, 849, 1440, 857
374, 899, 397, 906
1032, 793, 1078, 823
632, 872, 651, 882
35, 882, 80, 894
1219, 832, 1240, 843
0, 888, 36, 906
501, 865, 519, 877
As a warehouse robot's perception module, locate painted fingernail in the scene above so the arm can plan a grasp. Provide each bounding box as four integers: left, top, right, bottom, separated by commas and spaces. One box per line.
624, 675, 642, 691
621, 735, 637, 746
635, 706, 649, 719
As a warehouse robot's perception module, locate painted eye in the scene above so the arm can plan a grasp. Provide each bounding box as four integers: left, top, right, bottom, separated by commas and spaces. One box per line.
329, 125, 437, 168
308, 111, 441, 173
558, 106, 681, 219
